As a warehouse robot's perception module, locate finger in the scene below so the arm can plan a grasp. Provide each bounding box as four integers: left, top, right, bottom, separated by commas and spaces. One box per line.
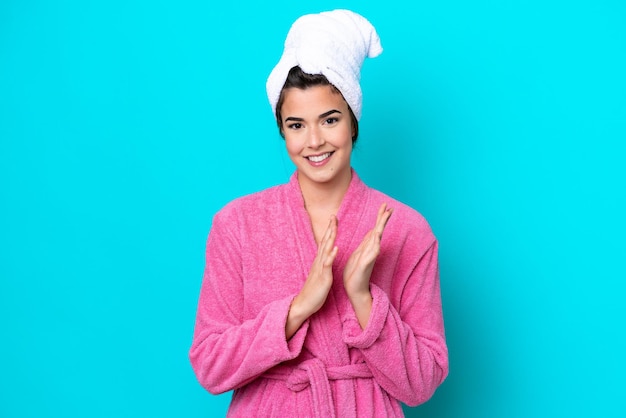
375, 204, 393, 235
352, 231, 378, 262
324, 245, 339, 267
321, 215, 338, 254
375, 203, 389, 226
319, 215, 334, 243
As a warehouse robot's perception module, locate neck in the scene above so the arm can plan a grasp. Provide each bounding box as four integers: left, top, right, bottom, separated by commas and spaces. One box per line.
297, 168, 352, 212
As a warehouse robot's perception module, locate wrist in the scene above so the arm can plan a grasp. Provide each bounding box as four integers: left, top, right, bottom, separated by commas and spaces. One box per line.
289, 294, 308, 321
346, 289, 373, 330
286, 295, 310, 340
347, 289, 372, 306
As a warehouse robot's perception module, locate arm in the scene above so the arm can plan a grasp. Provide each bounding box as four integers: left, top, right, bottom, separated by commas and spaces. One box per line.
343, 239, 449, 406
286, 215, 339, 339
343, 203, 392, 328
189, 211, 309, 394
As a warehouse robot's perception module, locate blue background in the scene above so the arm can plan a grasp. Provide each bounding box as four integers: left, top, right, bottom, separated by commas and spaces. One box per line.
1, 0, 625, 416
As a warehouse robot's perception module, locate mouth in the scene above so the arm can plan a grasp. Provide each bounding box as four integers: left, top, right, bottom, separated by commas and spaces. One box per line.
306, 152, 334, 163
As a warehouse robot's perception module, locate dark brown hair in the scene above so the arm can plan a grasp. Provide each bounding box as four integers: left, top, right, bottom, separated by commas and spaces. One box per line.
275, 66, 359, 144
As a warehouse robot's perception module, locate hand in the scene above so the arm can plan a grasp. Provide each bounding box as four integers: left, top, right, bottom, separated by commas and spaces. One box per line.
343, 203, 393, 327
286, 215, 338, 339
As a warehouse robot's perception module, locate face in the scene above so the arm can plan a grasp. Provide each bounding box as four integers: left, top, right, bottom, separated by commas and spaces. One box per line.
280, 85, 354, 190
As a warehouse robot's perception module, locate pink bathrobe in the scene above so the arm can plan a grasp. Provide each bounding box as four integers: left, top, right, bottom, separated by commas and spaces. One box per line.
189, 171, 448, 417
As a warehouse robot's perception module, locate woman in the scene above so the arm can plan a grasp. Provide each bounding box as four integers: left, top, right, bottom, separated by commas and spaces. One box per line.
189, 10, 448, 417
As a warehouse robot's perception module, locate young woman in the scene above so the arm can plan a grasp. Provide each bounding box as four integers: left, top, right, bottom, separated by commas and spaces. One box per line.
190, 10, 448, 417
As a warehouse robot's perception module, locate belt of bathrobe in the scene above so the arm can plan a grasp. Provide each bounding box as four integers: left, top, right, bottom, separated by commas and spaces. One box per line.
263, 358, 373, 418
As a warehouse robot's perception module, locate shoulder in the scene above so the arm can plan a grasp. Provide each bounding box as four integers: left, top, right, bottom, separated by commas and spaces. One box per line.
366, 186, 436, 247
212, 183, 287, 225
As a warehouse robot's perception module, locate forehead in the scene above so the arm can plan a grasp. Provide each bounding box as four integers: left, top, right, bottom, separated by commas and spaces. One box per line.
281, 85, 348, 116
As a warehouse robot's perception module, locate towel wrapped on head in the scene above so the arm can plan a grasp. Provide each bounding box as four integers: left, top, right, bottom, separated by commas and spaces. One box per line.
266, 9, 383, 121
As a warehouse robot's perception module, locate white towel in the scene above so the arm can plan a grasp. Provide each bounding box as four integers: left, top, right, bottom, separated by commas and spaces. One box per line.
266, 9, 382, 120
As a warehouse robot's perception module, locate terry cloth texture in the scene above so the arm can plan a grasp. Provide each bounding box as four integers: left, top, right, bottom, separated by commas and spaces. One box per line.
189, 171, 448, 418
266, 9, 383, 120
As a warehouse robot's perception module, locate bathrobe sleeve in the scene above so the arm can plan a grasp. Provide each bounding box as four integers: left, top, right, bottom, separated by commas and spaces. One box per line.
189, 205, 309, 394
342, 222, 448, 406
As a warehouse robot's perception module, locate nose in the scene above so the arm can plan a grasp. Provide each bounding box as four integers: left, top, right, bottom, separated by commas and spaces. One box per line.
306, 126, 325, 149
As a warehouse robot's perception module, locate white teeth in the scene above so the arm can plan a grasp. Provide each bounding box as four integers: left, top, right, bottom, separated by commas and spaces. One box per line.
308, 152, 331, 163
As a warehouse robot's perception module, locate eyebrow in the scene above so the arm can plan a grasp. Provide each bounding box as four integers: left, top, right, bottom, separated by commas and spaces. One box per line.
319, 109, 342, 119
284, 109, 342, 123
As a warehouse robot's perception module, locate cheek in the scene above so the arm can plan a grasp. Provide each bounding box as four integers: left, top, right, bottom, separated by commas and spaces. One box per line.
336, 125, 354, 147
284, 137, 301, 156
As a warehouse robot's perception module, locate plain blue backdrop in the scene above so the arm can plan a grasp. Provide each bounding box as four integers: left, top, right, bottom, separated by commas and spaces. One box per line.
1, 0, 625, 417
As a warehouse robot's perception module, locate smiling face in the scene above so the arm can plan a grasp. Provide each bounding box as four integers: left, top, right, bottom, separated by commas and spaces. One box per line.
280, 85, 355, 191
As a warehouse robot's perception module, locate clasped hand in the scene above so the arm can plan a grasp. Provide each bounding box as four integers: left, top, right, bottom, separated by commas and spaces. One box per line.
287, 203, 393, 337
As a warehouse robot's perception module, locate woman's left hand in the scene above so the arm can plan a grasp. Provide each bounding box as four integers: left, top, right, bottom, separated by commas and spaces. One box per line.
343, 203, 393, 326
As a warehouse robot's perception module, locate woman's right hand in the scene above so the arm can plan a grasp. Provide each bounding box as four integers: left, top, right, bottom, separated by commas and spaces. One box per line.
286, 215, 338, 339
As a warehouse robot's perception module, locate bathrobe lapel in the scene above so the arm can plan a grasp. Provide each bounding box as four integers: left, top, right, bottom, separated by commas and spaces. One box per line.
283, 170, 370, 357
